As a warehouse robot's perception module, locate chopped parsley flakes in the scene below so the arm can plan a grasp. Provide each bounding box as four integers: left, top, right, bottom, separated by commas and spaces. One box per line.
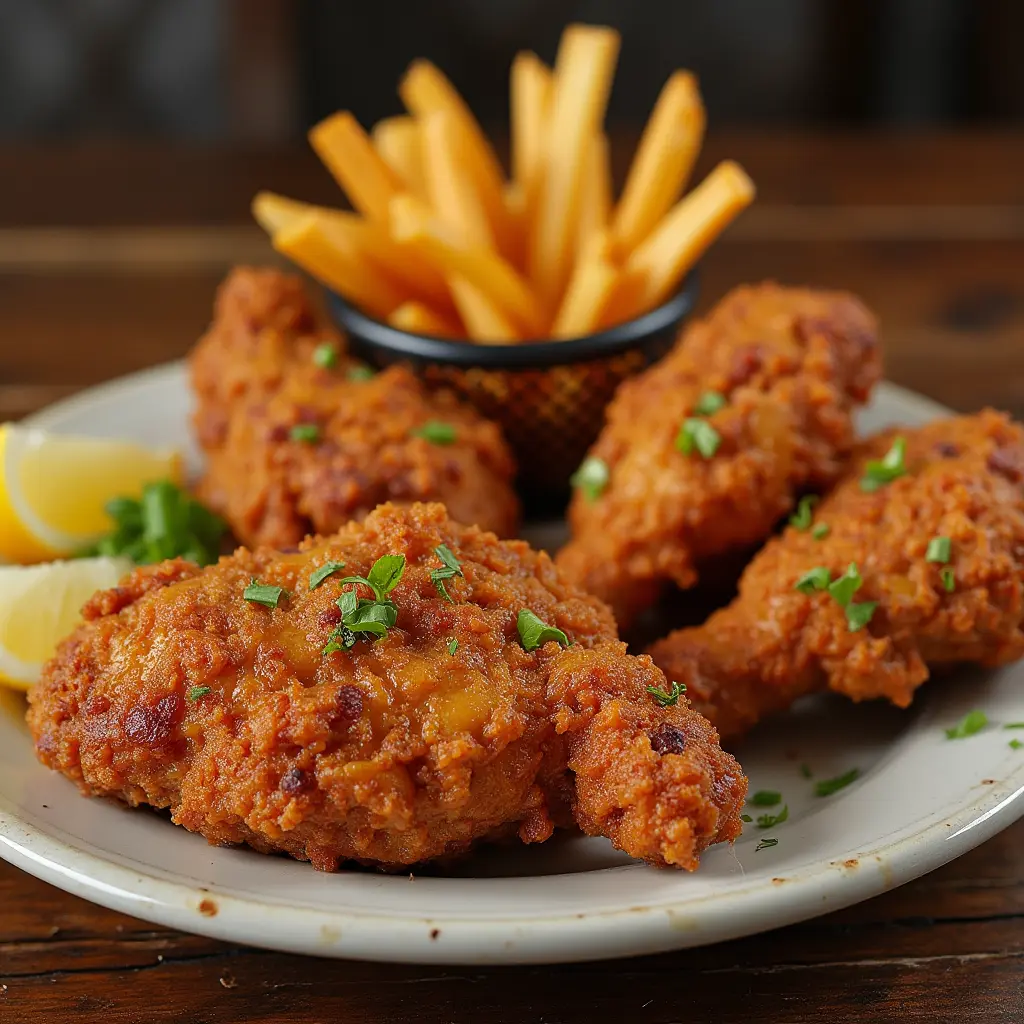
570, 455, 610, 502
430, 544, 464, 603
755, 838, 779, 852
289, 423, 320, 444
323, 554, 406, 654
647, 680, 685, 707
675, 418, 721, 459
309, 561, 346, 590
926, 536, 952, 564
447, 638, 459, 656
795, 566, 831, 594
757, 805, 789, 829
812, 522, 830, 540
860, 437, 907, 492
517, 609, 569, 652
412, 420, 456, 445
243, 579, 288, 609
313, 342, 339, 369
815, 768, 860, 796
187, 685, 211, 702
748, 790, 782, 807
693, 390, 727, 416
941, 567, 956, 592
790, 496, 818, 531
944, 709, 988, 740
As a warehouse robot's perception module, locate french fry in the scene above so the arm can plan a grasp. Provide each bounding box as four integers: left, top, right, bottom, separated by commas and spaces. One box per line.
551, 232, 620, 339
503, 181, 528, 272
510, 52, 552, 215
309, 111, 404, 223
623, 160, 755, 313
421, 110, 495, 250
574, 131, 612, 257
253, 191, 325, 235
399, 60, 515, 256
274, 213, 406, 320
388, 300, 464, 338
372, 116, 428, 199
609, 71, 705, 258
389, 195, 546, 336
447, 277, 520, 344
527, 24, 620, 309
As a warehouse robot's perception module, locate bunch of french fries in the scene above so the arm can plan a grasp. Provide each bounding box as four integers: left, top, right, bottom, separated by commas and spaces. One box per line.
254, 23, 755, 344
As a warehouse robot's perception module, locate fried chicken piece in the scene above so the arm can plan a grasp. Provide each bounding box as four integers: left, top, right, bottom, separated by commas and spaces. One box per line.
648, 411, 1024, 740
556, 282, 881, 627
29, 503, 745, 871
190, 268, 520, 545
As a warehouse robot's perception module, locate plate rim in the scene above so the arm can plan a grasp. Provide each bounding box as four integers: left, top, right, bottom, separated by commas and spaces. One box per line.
3, 362, 1022, 965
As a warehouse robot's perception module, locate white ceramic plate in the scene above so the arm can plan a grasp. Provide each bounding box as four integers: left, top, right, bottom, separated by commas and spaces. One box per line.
2, 365, 1023, 965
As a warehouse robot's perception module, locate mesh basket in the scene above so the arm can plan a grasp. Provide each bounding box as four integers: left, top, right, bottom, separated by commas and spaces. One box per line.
328, 276, 699, 515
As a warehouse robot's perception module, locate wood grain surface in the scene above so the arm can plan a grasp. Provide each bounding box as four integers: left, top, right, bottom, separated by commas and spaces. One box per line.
1, 135, 1022, 1023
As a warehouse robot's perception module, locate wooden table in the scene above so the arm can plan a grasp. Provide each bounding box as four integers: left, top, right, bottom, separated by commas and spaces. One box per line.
2, 135, 1023, 1022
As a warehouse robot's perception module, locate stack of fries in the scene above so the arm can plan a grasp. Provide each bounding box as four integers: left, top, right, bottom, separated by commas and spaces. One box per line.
254, 23, 755, 344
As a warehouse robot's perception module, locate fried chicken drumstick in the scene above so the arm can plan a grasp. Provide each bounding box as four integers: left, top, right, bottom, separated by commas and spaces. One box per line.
648, 411, 1024, 740
556, 282, 881, 627
29, 503, 746, 871
190, 268, 520, 545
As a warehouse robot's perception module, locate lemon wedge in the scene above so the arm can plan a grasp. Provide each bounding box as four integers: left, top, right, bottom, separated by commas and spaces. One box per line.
0, 424, 181, 563
0, 556, 132, 690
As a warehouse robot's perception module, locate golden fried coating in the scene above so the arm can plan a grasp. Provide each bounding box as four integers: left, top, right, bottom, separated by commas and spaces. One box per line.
556, 282, 881, 626
29, 503, 745, 871
648, 411, 1024, 740
190, 268, 520, 545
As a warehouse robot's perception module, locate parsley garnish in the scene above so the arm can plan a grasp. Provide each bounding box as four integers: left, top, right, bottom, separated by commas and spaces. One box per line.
827, 562, 863, 606
755, 838, 778, 852
80, 479, 226, 567
860, 437, 907, 492
800, 763, 813, 779
740, 814, 753, 823
812, 522, 830, 540
1010, 739, 1023, 751
187, 685, 211, 702
676, 418, 721, 459
795, 566, 831, 594
243, 578, 288, 609
570, 456, 610, 502
757, 805, 789, 829
941, 567, 956, 592
290, 423, 320, 444
1004, 723, 1024, 729
693, 390, 727, 416
309, 561, 346, 590
347, 365, 375, 382
945, 709, 988, 739
313, 342, 338, 369
412, 420, 456, 445
790, 496, 818, 531
926, 536, 952, 564
749, 790, 782, 807
815, 768, 860, 796
447, 638, 458, 656
517, 609, 569, 652
324, 555, 406, 654
845, 600, 878, 632
647, 680, 685, 707
430, 544, 464, 603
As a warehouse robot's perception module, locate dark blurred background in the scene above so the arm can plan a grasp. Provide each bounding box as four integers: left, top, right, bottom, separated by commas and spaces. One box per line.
1, 0, 1022, 143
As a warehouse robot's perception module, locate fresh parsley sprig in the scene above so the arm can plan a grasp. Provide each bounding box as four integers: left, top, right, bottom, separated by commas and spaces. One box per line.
647, 680, 685, 707
323, 554, 406, 655
517, 610, 569, 652
430, 545, 464, 603
860, 437, 907, 492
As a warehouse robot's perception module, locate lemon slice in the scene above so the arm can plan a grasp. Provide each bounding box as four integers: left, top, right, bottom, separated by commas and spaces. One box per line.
0, 424, 181, 563
0, 556, 132, 690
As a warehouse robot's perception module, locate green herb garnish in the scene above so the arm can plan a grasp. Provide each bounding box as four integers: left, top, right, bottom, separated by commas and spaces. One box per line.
860, 437, 907, 492
243, 578, 288, 609
945, 710, 988, 740
313, 342, 339, 369
693, 390, 727, 417
749, 790, 782, 807
647, 680, 685, 707
324, 554, 406, 654
1004, 723, 1024, 729
81, 480, 226, 567
347, 365, 375, 382
740, 814, 753, 823
827, 562, 863, 607
790, 496, 818, 531
517, 609, 569, 652
941, 567, 956, 592
187, 685, 211, 702
795, 566, 831, 594
845, 600, 878, 632
755, 838, 778, 852
1010, 739, 1023, 751
812, 522, 830, 540
290, 423, 320, 444
570, 456, 610, 502
447, 638, 458, 656
309, 561, 346, 590
412, 420, 456, 445
800, 763, 813, 779
430, 544, 464, 603
815, 768, 860, 796
757, 805, 789, 829
926, 536, 952, 564
676, 418, 721, 459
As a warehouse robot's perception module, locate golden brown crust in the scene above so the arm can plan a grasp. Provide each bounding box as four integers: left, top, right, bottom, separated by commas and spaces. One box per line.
648, 411, 1024, 740
556, 282, 881, 626
190, 268, 520, 544
28, 502, 745, 871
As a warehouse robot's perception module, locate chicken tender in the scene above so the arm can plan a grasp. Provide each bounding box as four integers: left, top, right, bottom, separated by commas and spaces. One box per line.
648, 411, 1024, 740
557, 282, 881, 627
29, 503, 745, 871
190, 268, 520, 545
